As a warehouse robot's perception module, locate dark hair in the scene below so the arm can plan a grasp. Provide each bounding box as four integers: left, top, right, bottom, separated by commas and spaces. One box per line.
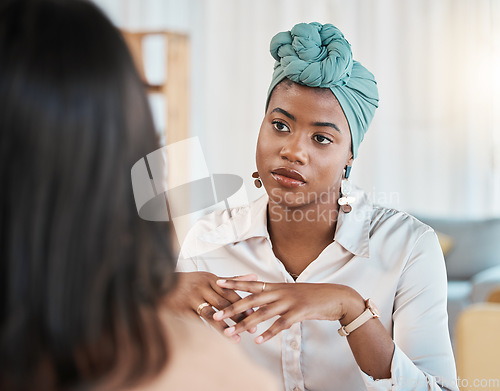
0, 0, 176, 390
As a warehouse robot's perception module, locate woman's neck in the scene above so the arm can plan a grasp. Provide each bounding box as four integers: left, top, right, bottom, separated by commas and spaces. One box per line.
266, 197, 340, 277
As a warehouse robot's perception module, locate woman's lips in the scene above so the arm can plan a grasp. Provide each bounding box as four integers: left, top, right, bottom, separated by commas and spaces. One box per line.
271, 167, 306, 188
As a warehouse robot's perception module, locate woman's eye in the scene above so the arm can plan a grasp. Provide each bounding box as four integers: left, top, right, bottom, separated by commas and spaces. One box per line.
313, 134, 333, 145
272, 121, 290, 133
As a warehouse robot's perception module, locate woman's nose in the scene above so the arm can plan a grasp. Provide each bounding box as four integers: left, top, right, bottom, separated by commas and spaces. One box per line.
280, 134, 308, 165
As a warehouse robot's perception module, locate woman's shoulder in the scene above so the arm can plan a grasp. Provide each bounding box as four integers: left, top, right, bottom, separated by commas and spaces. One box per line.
350, 185, 434, 241
134, 311, 279, 391
370, 203, 434, 239
179, 195, 268, 256
192, 195, 266, 230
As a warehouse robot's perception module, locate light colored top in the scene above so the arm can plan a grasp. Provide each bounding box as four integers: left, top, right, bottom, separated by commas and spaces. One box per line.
177, 187, 458, 391
127, 311, 280, 391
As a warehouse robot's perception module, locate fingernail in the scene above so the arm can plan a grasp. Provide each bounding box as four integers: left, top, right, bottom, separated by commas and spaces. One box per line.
217, 279, 227, 285
249, 326, 257, 334
225, 326, 235, 335
231, 334, 241, 343
213, 311, 224, 320
255, 336, 264, 344
244, 309, 253, 316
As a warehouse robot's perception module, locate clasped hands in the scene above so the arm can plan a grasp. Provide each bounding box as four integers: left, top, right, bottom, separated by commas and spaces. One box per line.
169, 272, 365, 344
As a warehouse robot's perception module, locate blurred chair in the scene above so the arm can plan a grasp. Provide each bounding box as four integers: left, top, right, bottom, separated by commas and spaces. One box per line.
415, 216, 500, 341
454, 303, 500, 391
487, 286, 500, 304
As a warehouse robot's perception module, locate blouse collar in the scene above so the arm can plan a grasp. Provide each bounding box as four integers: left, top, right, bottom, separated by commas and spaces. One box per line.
197, 186, 372, 258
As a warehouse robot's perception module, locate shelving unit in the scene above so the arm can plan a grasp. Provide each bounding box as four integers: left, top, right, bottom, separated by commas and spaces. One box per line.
122, 29, 190, 188
122, 30, 190, 250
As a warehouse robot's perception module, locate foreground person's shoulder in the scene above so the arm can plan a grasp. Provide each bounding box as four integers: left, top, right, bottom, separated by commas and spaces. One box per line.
139, 312, 280, 391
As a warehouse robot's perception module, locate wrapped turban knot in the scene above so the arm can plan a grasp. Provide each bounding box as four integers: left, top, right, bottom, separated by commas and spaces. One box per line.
266, 22, 379, 159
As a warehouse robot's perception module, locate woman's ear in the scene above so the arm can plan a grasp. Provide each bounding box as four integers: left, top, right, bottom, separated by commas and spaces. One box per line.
347, 153, 354, 167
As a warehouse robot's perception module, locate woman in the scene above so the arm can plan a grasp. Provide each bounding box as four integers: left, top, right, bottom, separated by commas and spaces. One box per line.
176, 22, 458, 390
0, 0, 278, 390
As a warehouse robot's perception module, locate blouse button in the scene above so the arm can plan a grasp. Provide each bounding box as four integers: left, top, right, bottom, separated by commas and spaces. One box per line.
290, 340, 299, 350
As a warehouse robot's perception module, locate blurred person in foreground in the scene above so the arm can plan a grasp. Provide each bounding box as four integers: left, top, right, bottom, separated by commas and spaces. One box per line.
0, 0, 279, 390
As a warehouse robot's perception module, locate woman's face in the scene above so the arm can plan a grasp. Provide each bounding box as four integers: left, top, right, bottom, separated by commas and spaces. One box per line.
256, 81, 353, 209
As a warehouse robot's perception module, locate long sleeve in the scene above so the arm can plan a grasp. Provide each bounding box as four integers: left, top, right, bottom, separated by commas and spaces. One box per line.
360, 229, 458, 391
170, 193, 458, 390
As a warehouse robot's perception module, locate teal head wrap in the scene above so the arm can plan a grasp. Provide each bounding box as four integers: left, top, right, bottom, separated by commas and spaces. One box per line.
267, 22, 379, 159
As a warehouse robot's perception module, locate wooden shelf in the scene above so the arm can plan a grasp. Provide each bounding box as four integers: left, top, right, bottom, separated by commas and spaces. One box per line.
122, 30, 190, 250
121, 30, 190, 145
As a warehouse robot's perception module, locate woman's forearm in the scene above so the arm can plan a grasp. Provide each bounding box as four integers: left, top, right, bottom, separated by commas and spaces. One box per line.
339, 291, 395, 379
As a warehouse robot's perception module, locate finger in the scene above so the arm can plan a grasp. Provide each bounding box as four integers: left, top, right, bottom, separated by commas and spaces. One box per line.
215, 276, 261, 318
254, 312, 299, 344
202, 290, 233, 312
230, 274, 259, 281
197, 304, 225, 332
214, 274, 258, 300
209, 279, 256, 318
224, 301, 288, 336
213, 291, 277, 321
210, 280, 246, 304
197, 304, 241, 342
196, 284, 256, 329
217, 279, 277, 294
203, 289, 250, 324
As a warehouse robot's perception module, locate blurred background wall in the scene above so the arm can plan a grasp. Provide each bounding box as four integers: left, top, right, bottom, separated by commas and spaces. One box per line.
93, 0, 500, 219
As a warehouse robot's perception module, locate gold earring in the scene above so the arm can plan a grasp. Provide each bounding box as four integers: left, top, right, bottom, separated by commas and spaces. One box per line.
252, 171, 262, 188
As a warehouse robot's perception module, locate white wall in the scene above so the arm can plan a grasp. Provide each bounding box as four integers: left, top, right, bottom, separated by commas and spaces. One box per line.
93, 0, 500, 219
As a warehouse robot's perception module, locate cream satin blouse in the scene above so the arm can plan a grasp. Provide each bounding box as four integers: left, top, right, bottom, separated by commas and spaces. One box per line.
177, 187, 458, 391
